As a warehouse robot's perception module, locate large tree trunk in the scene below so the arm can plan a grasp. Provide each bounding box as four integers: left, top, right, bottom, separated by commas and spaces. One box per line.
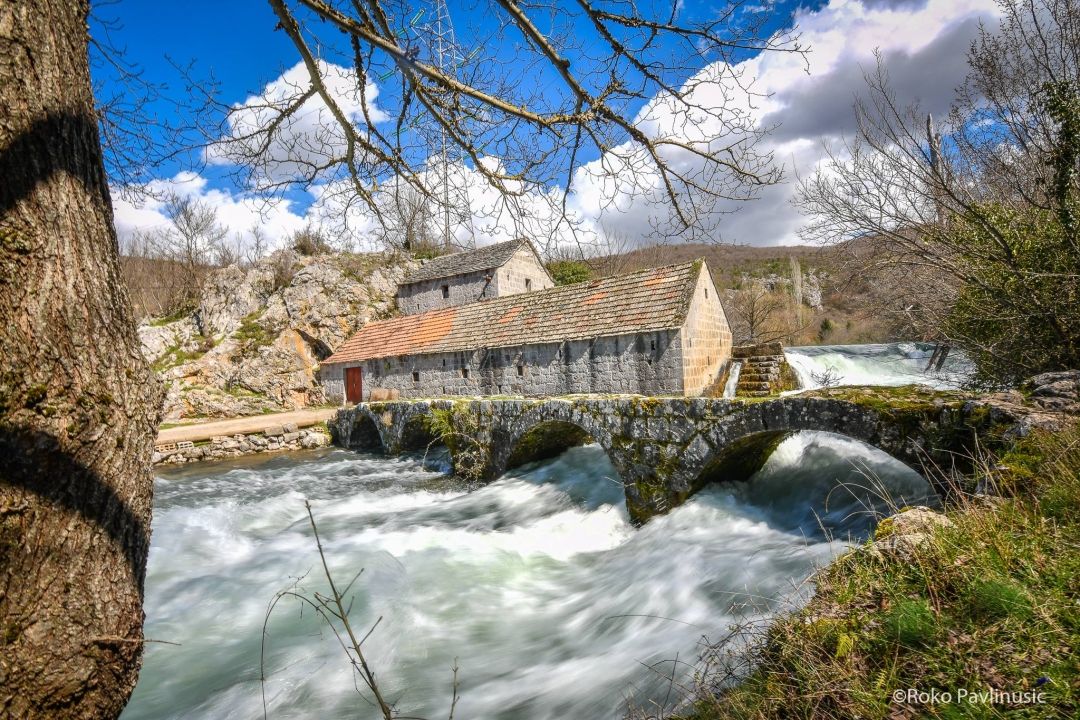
0, 1, 162, 717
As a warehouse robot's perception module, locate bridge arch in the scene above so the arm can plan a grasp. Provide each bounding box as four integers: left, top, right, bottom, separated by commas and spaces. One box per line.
393, 406, 443, 454
493, 401, 623, 482
332, 391, 1002, 524
347, 409, 387, 453
683, 424, 942, 511
506, 420, 596, 470
691, 430, 791, 491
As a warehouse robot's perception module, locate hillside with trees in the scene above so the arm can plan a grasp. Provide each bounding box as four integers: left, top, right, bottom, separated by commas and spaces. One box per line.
551, 240, 901, 346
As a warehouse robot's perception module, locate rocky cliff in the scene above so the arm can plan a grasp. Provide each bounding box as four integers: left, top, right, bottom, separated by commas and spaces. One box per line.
138, 250, 415, 419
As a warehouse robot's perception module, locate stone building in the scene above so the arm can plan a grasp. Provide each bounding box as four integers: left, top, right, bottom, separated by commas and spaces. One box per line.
320, 259, 732, 402
396, 238, 554, 315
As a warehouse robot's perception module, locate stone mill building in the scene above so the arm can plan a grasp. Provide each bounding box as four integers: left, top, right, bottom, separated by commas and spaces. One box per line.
395, 237, 554, 314
319, 244, 733, 402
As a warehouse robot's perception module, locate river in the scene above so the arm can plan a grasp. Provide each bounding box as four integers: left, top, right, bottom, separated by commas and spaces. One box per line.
123, 343, 951, 719
784, 341, 970, 391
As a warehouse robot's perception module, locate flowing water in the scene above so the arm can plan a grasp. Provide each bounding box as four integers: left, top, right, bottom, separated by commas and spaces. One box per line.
124, 430, 937, 720
722, 360, 742, 399
784, 342, 972, 391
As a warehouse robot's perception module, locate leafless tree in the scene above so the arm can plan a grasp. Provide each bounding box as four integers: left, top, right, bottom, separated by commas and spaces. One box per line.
589, 229, 649, 277
118, 229, 191, 318
216, 232, 245, 268
89, 1, 216, 200
206, 0, 804, 249
375, 183, 442, 253
726, 279, 790, 344
798, 0, 1080, 384
245, 224, 270, 266
149, 194, 229, 307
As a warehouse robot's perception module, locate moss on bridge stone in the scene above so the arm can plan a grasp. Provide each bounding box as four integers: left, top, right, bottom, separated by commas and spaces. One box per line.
334, 385, 1039, 524
506, 421, 593, 470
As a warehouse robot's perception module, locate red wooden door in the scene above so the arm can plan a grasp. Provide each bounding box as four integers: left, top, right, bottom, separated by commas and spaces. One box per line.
345, 367, 363, 403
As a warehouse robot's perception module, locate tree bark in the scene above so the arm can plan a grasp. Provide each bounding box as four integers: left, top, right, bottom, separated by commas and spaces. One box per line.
0, 1, 162, 717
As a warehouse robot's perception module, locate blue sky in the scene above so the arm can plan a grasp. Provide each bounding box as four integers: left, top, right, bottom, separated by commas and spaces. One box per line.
94, 0, 1002, 249
91, 0, 812, 177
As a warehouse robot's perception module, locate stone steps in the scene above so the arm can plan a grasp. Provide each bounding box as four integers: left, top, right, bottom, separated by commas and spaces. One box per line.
740, 369, 779, 381
734, 348, 790, 398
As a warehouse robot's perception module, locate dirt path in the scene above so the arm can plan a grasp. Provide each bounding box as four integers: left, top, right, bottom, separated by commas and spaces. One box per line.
156, 408, 339, 444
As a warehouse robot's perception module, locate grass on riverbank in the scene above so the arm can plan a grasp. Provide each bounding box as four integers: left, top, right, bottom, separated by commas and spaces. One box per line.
678, 424, 1080, 720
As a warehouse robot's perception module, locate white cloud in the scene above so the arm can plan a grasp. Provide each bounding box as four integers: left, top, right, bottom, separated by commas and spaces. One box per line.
111, 171, 311, 249
207, 60, 387, 187
114, 0, 1002, 251
564, 0, 1000, 246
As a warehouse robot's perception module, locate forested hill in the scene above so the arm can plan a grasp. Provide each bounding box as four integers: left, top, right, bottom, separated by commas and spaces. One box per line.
577, 240, 900, 346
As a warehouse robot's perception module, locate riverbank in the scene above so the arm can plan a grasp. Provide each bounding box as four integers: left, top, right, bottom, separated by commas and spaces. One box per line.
153, 408, 336, 464
679, 422, 1080, 719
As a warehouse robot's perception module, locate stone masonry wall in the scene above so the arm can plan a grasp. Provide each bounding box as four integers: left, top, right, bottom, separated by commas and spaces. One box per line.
679, 268, 732, 396
395, 246, 553, 315
490, 246, 554, 296
153, 423, 331, 464
320, 329, 684, 402
322, 371, 346, 405
396, 267, 494, 315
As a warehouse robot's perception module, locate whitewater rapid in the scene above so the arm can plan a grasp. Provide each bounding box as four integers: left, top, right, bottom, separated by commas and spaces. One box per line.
123, 430, 935, 720
784, 342, 971, 391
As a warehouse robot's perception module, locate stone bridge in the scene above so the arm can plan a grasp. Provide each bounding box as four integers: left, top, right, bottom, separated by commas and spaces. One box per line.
328, 387, 1028, 524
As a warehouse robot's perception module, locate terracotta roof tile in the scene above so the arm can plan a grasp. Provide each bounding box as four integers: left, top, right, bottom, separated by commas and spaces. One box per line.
324, 260, 704, 365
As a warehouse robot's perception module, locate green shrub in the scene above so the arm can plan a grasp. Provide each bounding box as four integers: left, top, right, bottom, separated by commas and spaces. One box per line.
234, 310, 275, 354
546, 259, 593, 286
939, 205, 1080, 388
817, 317, 834, 342
290, 226, 332, 256
411, 244, 445, 260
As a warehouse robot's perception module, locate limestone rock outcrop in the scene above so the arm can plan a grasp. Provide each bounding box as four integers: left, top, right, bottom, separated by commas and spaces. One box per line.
872, 506, 954, 560
138, 250, 416, 419
1024, 370, 1080, 413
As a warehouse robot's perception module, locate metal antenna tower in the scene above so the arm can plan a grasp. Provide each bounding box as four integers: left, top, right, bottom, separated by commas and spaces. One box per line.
418, 0, 474, 250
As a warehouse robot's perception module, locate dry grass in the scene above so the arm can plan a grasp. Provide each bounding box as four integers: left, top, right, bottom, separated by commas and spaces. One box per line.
670, 425, 1080, 719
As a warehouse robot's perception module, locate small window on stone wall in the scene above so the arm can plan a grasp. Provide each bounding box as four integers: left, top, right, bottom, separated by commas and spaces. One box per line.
650, 340, 656, 351
461, 368, 469, 379
442, 358, 446, 367
412, 371, 420, 382
441, 284, 449, 298
517, 364, 524, 376
525, 278, 532, 291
